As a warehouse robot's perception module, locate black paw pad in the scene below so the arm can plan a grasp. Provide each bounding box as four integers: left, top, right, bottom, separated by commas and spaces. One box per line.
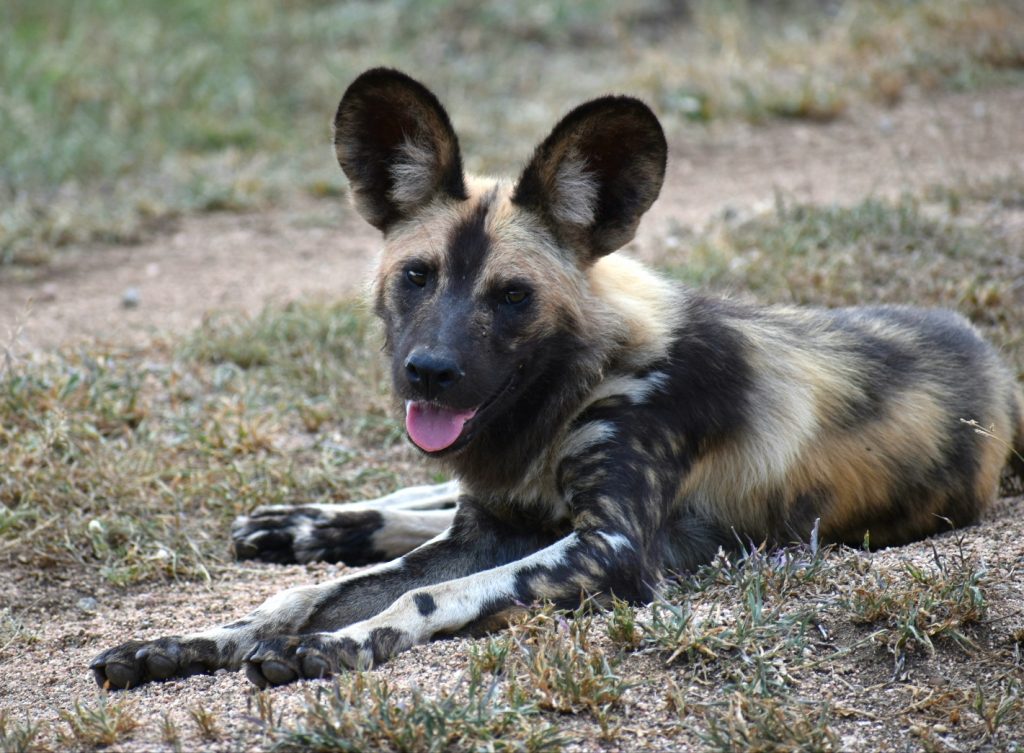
231, 505, 391, 566
260, 659, 298, 686
97, 659, 142, 690
137, 644, 181, 680
90, 640, 149, 690
296, 647, 333, 679
244, 636, 341, 687
90, 636, 216, 690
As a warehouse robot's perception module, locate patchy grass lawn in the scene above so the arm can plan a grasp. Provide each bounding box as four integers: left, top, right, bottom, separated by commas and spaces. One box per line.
3, 0, 1024, 266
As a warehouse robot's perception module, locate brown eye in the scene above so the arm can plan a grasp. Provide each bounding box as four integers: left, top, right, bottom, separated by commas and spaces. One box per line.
504, 289, 529, 305
407, 268, 428, 287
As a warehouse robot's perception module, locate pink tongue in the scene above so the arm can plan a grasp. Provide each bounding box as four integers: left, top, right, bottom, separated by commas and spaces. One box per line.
405, 402, 477, 452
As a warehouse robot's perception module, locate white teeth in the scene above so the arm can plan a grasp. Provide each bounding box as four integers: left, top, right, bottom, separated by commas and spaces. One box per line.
405, 400, 413, 415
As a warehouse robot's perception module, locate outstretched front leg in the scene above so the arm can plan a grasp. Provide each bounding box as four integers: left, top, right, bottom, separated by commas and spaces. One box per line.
91, 501, 552, 690
244, 528, 649, 687
231, 481, 460, 565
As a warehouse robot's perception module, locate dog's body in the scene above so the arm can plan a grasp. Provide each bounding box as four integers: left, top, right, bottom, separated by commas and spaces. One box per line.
92, 68, 1024, 690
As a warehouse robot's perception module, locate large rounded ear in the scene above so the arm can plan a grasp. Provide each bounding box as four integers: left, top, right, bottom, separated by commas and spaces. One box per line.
334, 68, 467, 231
512, 97, 666, 261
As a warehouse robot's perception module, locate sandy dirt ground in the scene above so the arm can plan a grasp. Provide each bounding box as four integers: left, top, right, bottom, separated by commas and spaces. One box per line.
2, 87, 1024, 751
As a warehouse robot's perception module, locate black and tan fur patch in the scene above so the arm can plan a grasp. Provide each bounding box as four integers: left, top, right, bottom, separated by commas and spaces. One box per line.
92, 68, 1024, 691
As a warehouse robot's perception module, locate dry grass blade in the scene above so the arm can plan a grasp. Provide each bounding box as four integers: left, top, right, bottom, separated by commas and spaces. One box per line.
56, 698, 139, 750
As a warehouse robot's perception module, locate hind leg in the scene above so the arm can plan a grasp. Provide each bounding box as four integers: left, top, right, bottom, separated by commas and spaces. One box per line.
232, 481, 459, 565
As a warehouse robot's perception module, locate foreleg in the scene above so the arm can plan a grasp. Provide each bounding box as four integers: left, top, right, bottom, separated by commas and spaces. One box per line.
241, 526, 649, 687
232, 481, 460, 564
92, 501, 549, 689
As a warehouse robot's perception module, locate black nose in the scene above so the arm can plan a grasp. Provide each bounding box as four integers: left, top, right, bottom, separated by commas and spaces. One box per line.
405, 350, 463, 400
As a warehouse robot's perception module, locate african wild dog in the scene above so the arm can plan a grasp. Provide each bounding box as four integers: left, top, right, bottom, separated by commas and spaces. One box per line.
92, 67, 1024, 690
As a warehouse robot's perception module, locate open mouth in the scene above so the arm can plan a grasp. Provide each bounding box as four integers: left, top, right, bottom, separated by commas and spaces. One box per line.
404, 368, 521, 455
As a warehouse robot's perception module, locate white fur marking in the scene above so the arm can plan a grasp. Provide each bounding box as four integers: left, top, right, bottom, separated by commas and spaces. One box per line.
372, 509, 457, 557
551, 152, 599, 226
559, 420, 616, 462
587, 370, 669, 406
308, 480, 460, 513
388, 137, 439, 207
597, 530, 633, 552
291, 518, 316, 551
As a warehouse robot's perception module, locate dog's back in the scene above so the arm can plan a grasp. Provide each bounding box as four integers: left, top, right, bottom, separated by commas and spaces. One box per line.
660, 291, 1019, 551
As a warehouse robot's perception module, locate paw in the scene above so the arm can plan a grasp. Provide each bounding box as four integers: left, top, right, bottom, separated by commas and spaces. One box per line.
90, 637, 214, 690
231, 506, 386, 565
243, 634, 351, 688
243, 627, 412, 688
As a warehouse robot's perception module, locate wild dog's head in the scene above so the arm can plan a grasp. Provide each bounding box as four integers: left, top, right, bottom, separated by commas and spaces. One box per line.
333, 68, 666, 465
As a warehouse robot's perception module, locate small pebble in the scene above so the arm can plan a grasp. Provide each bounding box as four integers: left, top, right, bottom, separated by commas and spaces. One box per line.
77, 596, 99, 612
38, 283, 59, 302
121, 287, 141, 309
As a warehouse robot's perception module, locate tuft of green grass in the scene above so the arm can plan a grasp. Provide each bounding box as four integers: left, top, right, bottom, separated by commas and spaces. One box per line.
160, 713, 181, 752
56, 698, 139, 750
628, 542, 853, 749
700, 692, 839, 753
605, 596, 642, 649
638, 544, 828, 697
897, 674, 1023, 747
272, 671, 563, 753
502, 605, 629, 738
972, 677, 1023, 740
188, 705, 221, 742
275, 604, 630, 751
0, 711, 47, 753
848, 537, 988, 663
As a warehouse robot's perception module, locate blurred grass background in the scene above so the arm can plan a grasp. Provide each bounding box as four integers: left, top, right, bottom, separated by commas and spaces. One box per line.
2, 0, 1023, 266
